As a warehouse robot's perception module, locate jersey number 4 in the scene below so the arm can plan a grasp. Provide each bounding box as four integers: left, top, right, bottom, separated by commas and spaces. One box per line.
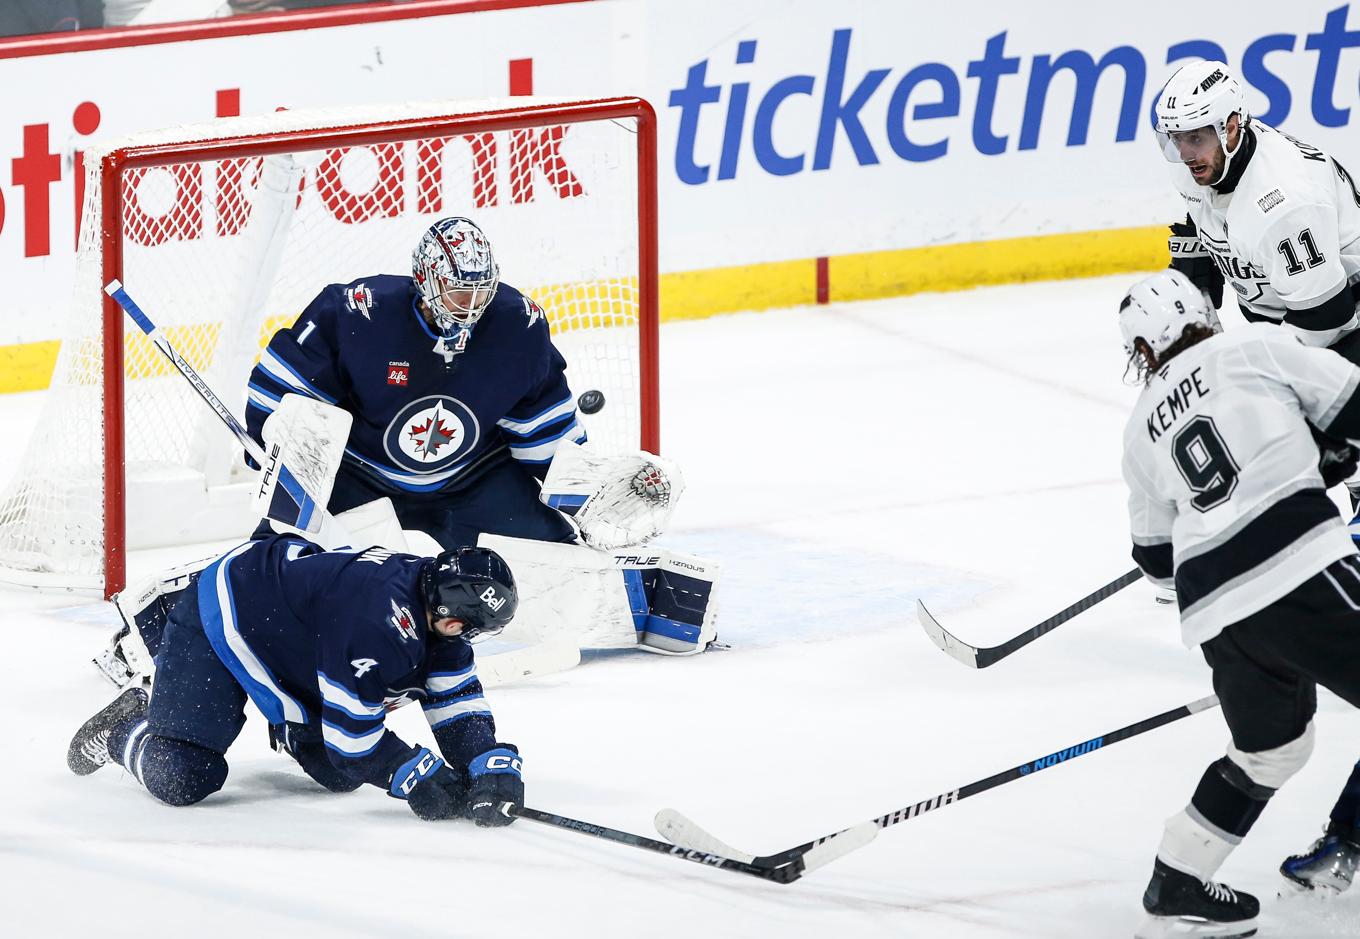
1172, 416, 1240, 512
1277, 228, 1325, 276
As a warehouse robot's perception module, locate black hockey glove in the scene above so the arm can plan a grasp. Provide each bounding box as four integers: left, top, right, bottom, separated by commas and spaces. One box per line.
268, 722, 362, 793
1168, 218, 1224, 309
392, 748, 469, 821
466, 745, 524, 828
1308, 422, 1358, 489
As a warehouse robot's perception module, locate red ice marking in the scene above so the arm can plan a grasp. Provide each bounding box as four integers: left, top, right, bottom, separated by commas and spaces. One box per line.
816, 256, 829, 304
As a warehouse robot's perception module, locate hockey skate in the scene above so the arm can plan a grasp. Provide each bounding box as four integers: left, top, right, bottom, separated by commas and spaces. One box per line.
66, 686, 148, 776
1279, 824, 1359, 894
1135, 859, 1258, 938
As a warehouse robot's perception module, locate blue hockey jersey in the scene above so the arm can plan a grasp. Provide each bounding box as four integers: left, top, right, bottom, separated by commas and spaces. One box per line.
245, 275, 586, 494
195, 535, 499, 789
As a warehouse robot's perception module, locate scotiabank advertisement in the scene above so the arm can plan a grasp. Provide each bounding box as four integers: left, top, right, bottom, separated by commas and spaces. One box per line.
0, 0, 1357, 346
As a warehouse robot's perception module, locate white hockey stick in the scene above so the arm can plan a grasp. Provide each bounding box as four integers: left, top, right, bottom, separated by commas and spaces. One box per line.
477, 641, 582, 687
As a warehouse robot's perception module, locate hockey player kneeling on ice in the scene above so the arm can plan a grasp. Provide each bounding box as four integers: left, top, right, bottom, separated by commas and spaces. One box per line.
1119, 271, 1360, 937
70, 536, 525, 825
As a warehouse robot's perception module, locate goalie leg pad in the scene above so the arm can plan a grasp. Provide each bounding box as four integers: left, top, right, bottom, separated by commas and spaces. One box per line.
98, 553, 217, 686
478, 535, 720, 653
628, 553, 720, 656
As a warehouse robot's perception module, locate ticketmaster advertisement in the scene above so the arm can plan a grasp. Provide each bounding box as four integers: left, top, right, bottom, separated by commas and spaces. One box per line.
0, 0, 1355, 347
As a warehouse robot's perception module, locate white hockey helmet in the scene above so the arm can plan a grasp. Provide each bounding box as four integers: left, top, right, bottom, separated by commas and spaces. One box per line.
412, 217, 500, 332
1119, 270, 1217, 362
1155, 61, 1250, 183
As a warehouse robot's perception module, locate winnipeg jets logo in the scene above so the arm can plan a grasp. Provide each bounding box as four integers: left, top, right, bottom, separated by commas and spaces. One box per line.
389, 599, 419, 642
383, 395, 480, 473
345, 283, 374, 320
444, 228, 493, 273
523, 298, 543, 329
351, 658, 378, 678
407, 402, 460, 459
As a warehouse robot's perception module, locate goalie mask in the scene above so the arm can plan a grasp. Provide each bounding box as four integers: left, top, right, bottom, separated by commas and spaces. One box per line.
1154, 61, 1250, 186
412, 217, 501, 332
1119, 270, 1218, 363
421, 546, 518, 642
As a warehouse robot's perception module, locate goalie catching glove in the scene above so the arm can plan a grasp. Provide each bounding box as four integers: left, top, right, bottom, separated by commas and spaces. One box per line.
539, 439, 684, 549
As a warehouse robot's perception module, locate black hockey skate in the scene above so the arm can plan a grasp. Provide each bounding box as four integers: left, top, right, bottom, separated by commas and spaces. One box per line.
1280, 823, 1360, 894
1135, 858, 1258, 938
67, 686, 148, 776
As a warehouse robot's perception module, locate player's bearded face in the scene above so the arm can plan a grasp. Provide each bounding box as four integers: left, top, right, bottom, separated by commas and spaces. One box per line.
1161, 115, 1240, 186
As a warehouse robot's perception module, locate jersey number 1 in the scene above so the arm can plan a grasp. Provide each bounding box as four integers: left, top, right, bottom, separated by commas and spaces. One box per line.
1172, 416, 1240, 512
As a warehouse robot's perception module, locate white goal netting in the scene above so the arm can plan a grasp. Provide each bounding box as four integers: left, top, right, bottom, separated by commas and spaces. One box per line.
0, 97, 656, 595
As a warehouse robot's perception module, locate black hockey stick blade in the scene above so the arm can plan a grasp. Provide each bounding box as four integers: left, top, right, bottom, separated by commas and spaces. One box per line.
658, 694, 1219, 870
917, 567, 1143, 668
511, 805, 873, 884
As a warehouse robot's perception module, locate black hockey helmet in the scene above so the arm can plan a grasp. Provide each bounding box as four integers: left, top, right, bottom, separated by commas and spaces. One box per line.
420, 546, 517, 641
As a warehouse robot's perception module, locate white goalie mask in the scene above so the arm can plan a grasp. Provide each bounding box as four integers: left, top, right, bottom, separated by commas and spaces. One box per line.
1119, 270, 1219, 363
412, 217, 501, 332
1154, 60, 1250, 186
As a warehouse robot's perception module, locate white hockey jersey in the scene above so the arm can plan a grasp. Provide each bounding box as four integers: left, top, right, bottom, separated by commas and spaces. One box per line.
1172, 123, 1360, 347
1122, 324, 1360, 647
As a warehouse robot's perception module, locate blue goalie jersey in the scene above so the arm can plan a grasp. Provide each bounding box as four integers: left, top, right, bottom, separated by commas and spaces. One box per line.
245, 275, 586, 494
196, 535, 499, 786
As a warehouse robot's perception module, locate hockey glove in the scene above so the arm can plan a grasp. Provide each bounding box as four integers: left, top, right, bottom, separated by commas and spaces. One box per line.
1168, 218, 1224, 309
466, 745, 524, 828
392, 748, 469, 821
1308, 423, 1358, 489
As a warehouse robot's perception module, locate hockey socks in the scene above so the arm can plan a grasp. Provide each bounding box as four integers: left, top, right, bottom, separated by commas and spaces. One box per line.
105, 713, 229, 807
1158, 757, 1275, 881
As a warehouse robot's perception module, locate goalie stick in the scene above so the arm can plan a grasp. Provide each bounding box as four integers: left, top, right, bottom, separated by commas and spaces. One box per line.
508, 805, 876, 884
656, 694, 1219, 869
917, 567, 1143, 668
105, 279, 332, 536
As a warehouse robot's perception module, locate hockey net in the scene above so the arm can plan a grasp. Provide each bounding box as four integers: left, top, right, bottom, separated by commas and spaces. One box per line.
0, 97, 659, 597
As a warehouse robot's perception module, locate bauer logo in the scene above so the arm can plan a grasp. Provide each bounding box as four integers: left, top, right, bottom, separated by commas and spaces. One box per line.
383, 395, 480, 473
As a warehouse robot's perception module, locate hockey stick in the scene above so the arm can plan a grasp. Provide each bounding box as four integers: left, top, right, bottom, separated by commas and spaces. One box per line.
917, 567, 1143, 668
105, 279, 334, 535
656, 694, 1219, 869
106, 279, 267, 465
509, 805, 876, 884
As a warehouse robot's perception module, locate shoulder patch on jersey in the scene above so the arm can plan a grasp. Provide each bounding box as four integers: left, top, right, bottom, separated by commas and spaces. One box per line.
389, 598, 419, 642
522, 296, 544, 329
345, 283, 375, 320
1257, 188, 1286, 214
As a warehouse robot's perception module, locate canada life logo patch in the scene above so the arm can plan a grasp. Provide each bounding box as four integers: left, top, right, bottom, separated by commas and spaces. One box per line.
383, 395, 480, 473
387, 361, 410, 386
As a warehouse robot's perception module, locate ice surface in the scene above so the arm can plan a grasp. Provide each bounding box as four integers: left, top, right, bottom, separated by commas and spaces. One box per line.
2, 275, 1356, 937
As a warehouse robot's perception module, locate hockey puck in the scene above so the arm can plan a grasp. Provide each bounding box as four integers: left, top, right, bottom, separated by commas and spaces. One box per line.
578, 389, 605, 414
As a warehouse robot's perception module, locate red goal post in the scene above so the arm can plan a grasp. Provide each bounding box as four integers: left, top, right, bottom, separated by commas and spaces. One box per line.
0, 96, 659, 598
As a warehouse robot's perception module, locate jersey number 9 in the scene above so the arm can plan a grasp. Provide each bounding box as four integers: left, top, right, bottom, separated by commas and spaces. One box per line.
1172, 416, 1240, 512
